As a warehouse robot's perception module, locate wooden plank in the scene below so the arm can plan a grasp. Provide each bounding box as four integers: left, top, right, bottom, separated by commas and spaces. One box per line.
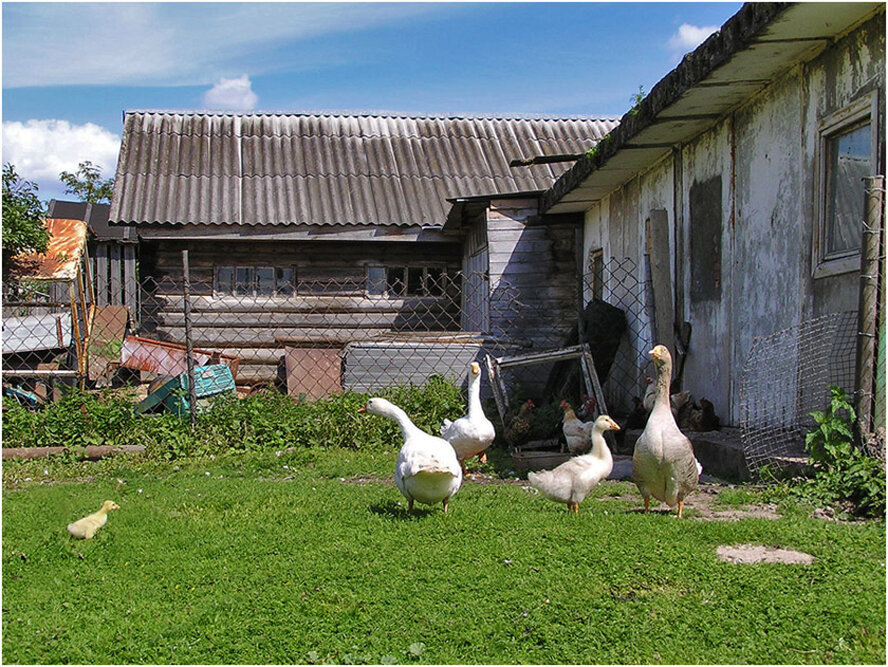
109, 243, 122, 306
153, 310, 459, 329
144, 293, 457, 314
647, 209, 674, 352
87, 305, 129, 383
485, 353, 509, 427
581, 345, 608, 417
123, 245, 138, 314
94, 243, 109, 306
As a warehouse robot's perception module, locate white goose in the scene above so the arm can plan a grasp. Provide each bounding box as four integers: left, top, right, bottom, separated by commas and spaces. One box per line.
440, 362, 496, 473
361, 397, 462, 513
528, 415, 620, 513
632, 345, 700, 518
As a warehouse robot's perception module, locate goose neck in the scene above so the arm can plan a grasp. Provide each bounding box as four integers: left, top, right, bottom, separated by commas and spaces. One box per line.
383, 403, 423, 439
467, 373, 482, 417
590, 427, 612, 461
654, 359, 672, 410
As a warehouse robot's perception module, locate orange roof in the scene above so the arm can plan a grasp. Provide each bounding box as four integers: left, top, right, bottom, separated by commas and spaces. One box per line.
13, 218, 88, 281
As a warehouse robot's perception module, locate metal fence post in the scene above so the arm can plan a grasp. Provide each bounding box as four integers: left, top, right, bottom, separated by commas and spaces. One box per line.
182, 250, 198, 428
856, 176, 884, 440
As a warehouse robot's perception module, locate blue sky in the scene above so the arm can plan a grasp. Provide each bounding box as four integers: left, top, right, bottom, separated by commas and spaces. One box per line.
2, 1, 742, 202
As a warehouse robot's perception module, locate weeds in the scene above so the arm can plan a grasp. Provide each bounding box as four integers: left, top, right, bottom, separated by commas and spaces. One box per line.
796, 386, 886, 518
1, 377, 468, 461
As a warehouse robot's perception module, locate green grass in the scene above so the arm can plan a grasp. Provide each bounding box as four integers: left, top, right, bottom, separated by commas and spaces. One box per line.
3, 450, 885, 665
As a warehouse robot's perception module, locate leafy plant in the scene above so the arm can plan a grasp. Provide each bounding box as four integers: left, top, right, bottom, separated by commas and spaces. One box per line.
629, 85, 646, 116
2, 163, 49, 287
800, 386, 886, 518
58, 160, 114, 204
1, 378, 468, 460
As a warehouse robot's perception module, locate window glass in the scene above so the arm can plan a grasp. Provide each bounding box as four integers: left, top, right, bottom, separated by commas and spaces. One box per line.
406, 267, 424, 296
234, 267, 253, 296
386, 267, 405, 296
366, 266, 386, 295
425, 268, 444, 297
276, 267, 295, 295
215, 266, 234, 295
825, 121, 871, 256
255, 267, 275, 296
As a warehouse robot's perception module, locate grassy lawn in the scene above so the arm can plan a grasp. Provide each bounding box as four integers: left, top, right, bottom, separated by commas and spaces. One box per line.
2, 448, 885, 664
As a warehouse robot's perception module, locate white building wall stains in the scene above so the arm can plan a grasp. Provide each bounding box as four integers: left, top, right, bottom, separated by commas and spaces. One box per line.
579, 11, 884, 426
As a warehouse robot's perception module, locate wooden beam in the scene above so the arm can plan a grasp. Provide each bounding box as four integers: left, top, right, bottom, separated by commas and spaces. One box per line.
647, 209, 674, 354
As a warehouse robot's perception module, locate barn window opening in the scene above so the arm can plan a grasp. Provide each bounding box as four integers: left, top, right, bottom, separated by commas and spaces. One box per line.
214, 265, 296, 296
366, 265, 446, 297
815, 93, 878, 277
825, 121, 872, 255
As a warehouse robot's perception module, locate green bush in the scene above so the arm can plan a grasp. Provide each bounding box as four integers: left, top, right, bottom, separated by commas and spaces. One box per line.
1, 377, 468, 460
798, 386, 886, 518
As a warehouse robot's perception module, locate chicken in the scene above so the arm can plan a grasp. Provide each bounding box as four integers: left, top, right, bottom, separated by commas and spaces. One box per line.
632, 345, 699, 518
67, 500, 120, 539
504, 399, 535, 447
688, 397, 720, 431
560, 400, 593, 455
576, 393, 598, 422
528, 415, 620, 513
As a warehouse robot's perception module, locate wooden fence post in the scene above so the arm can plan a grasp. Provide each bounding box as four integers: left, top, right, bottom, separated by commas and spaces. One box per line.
182, 250, 198, 429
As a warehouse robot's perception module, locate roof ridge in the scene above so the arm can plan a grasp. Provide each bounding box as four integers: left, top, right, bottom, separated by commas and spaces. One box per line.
124, 108, 620, 122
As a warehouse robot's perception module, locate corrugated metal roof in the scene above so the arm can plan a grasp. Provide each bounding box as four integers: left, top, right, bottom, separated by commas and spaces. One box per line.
12, 218, 88, 281
110, 111, 618, 227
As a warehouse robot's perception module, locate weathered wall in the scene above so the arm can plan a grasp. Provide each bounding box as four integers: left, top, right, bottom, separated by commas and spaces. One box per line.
582, 11, 885, 425
486, 199, 578, 350
141, 239, 462, 383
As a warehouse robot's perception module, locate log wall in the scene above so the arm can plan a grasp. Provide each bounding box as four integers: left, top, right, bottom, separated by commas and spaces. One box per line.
139, 239, 464, 385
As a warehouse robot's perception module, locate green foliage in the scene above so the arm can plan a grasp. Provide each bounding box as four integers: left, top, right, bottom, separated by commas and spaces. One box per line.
1, 378, 468, 461
798, 386, 886, 518
584, 133, 613, 163
58, 160, 114, 204
2, 163, 49, 273
629, 85, 646, 116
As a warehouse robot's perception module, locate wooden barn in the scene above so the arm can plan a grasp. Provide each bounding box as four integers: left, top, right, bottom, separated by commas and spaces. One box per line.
109, 111, 618, 390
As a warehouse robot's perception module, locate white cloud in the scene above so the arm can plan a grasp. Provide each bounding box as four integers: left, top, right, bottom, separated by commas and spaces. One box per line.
203, 75, 258, 111
1, 120, 120, 195
2, 3, 455, 88
668, 23, 719, 57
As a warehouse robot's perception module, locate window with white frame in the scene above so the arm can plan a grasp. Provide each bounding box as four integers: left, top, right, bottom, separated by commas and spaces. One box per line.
214, 265, 295, 296
815, 93, 878, 277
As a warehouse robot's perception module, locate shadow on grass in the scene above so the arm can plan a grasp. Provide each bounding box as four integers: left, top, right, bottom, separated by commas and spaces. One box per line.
368, 500, 438, 520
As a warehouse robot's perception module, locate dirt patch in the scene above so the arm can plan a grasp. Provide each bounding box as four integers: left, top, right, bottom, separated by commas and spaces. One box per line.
717, 544, 815, 565
595, 483, 781, 521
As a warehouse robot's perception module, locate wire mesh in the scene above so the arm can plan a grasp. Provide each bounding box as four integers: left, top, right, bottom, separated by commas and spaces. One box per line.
738, 311, 859, 475
132, 271, 571, 399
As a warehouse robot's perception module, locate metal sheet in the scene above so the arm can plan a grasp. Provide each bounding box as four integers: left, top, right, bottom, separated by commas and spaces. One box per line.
111, 112, 619, 228
87, 305, 129, 382
119, 335, 239, 379
13, 218, 88, 280
1, 313, 71, 354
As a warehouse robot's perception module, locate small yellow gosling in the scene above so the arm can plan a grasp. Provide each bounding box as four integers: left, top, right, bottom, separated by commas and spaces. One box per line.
67, 500, 120, 539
